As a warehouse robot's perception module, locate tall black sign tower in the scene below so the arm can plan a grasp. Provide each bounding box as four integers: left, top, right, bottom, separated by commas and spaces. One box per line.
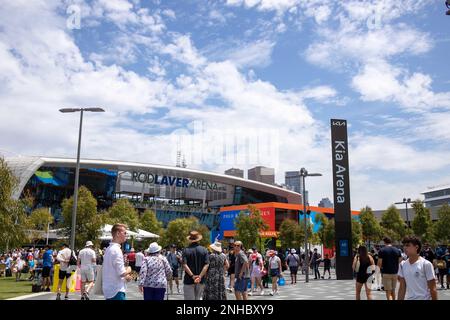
330, 119, 353, 280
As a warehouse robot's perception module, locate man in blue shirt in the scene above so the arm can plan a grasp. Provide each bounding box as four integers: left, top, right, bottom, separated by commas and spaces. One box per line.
42, 245, 53, 292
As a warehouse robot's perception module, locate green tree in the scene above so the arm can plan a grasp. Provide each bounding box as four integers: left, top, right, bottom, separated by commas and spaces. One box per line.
315, 213, 328, 245
278, 219, 303, 249
359, 206, 382, 248
381, 205, 406, 242
235, 205, 269, 250
411, 200, 434, 243
0, 158, 31, 251
139, 209, 163, 235
105, 198, 140, 231
60, 186, 103, 249
352, 219, 362, 249
160, 217, 210, 248
28, 207, 54, 243
322, 218, 335, 249
433, 204, 450, 244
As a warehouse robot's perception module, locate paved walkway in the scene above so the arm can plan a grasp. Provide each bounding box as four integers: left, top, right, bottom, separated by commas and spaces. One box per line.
11, 269, 450, 300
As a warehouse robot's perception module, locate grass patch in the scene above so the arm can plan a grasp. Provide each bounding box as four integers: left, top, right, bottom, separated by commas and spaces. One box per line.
0, 274, 34, 300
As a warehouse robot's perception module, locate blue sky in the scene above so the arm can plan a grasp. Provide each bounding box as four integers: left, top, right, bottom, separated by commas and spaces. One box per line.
1, 0, 450, 210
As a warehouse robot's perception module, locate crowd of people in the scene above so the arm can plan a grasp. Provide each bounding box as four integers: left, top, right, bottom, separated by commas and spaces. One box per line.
351, 236, 450, 300
2, 227, 449, 301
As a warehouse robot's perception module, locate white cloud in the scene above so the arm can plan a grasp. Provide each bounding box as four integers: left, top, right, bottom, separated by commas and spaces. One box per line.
299, 85, 337, 103
351, 136, 450, 173
222, 40, 275, 68
226, 0, 300, 15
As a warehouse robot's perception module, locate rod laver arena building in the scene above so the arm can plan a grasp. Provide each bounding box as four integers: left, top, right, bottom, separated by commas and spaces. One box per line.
5, 156, 356, 244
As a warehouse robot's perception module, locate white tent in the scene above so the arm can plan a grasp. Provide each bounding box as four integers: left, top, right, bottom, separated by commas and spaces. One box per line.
99, 224, 140, 240
135, 228, 160, 239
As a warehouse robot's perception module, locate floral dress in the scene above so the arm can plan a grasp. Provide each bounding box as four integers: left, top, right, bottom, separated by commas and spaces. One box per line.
203, 252, 227, 300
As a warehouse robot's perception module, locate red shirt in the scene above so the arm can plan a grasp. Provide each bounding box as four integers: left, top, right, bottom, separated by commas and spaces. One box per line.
127, 252, 136, 262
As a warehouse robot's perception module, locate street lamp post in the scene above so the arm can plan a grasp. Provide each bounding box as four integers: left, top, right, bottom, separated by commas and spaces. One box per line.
395, 198, 411, 229
60, 107, 105, 250
299, 167, 322, 283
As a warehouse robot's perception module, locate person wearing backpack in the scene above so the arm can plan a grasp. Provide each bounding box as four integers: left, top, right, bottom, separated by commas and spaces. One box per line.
286, 249, 300, 285
436, 255, 447, 290
56, 243, 77, 300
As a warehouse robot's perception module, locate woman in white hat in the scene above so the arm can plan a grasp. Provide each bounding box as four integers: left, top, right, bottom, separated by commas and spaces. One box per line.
138, 242, 172, 300
203, 239, 229, 300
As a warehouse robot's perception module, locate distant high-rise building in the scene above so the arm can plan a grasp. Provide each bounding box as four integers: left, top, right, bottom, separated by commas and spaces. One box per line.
225, 168, 244, 178
285, 171, 310, 203
285, 171, 302, 194
318, 198, 333, 208
248, 166, 275, 185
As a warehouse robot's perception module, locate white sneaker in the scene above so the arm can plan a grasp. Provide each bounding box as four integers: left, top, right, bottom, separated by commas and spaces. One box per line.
177, 288, 181, 294
248, 291, 253, 296
260, 290, 265, 296
269, 291, 274, 296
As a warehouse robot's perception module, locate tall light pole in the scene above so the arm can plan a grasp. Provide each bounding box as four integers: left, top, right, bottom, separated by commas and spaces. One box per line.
299, 167, 322, 283
60, 107, 105, 250
395, 198, 411, 229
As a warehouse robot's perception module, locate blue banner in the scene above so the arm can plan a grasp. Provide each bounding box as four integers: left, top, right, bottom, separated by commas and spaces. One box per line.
220, 210, 247, 231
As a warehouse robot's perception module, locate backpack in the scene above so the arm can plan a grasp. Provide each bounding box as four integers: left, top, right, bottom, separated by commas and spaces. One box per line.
437, 260, 446, 269
69, 250, 77, 266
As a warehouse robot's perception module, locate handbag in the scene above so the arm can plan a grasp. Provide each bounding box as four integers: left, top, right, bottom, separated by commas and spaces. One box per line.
354, 256, 360, 273
69, 250, 77, 266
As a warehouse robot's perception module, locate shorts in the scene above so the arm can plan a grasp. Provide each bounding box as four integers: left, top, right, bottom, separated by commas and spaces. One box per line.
270, 268, 280, 278
356, 274, 370, 284
234, 277, 250, 293
228, 267, 235, 276
58, 270, 71, 280
289, 266, 298, 275
106, 291, 126, 300
42, 267, 51, 278
135, 266, 141, 274
80, 267, 95, 282
382, 274, 398, 291
172, 268, 179, 278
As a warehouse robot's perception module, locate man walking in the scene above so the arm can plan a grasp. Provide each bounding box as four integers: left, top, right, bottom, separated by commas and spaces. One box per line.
77, 241, 96, 300
378, 237, 402, 300
135, 248, 145, 281
56, 243, 76, 300
398, 236, 438, 300
182, 231, 209, 300
102, 224, 133, 300
41, 245, 53, 292
233, 241, 250, 300
167, 244, 181, 294
311, 248, 321, 280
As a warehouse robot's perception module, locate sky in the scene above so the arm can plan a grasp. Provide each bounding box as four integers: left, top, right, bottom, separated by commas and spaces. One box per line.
0, 0, 449, 210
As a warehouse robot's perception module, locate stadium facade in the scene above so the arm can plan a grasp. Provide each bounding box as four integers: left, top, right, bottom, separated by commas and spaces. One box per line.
5, 156, 301, 233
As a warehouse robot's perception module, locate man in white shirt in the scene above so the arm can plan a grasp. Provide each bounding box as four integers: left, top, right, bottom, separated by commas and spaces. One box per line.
56, 243, 76, 300
102, 223, 133, 300
77, 241, 97, 300
398, 236, 438, 300
135, 249, 145, 281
